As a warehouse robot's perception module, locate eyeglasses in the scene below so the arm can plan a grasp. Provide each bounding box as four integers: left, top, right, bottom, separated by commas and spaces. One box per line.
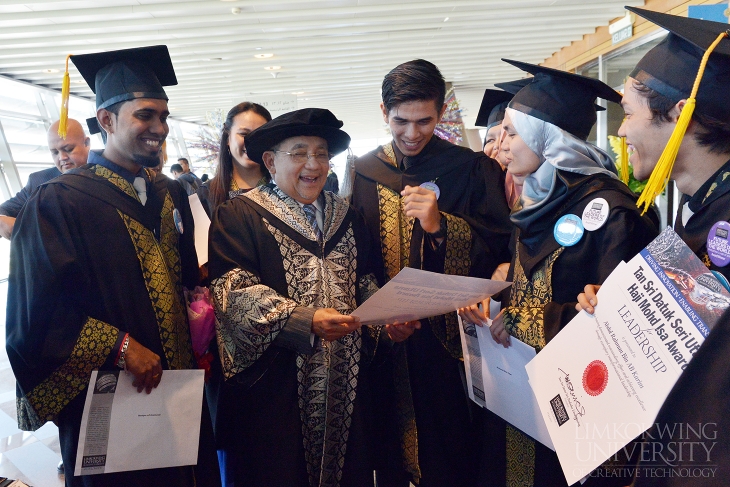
274, 150, 331, 164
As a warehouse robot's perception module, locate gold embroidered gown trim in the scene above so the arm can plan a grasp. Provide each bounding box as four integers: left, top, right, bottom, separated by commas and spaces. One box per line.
96, 165, 193, 370
503, 244, 564, 487
18, 318, 119, 430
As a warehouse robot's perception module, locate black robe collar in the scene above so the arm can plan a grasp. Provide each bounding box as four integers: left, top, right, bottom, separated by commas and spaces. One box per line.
355, 136, 480, 192
517, 172, 644, 277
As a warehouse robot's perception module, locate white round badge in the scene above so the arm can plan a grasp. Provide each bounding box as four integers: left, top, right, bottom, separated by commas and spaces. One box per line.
419, 181, 440, 200
581, 198, 610, 231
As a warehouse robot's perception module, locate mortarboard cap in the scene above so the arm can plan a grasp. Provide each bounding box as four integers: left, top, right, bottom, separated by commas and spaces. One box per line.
625, 8, 730, 214
627, 7, 730, 123
502, 59, 622, 140
475, 78, 531, 128
70, 45, 177, 134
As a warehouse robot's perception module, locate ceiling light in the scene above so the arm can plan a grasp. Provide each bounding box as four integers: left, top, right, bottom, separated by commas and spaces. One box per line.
292, 91, 305, 95
255, 47, 263, 50
208, 57, 223, 61
444, 17, 449, 22
264, 66, 281, 71
254, 53, 274, 59
73, 79, 85, 84
43, 68, 59, 73
231, 7, 241, 14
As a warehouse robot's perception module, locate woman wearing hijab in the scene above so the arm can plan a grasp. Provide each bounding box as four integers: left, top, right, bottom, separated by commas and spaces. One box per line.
479, 60, 659, 487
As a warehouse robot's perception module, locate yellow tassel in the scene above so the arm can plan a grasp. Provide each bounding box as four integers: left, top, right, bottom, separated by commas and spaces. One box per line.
58, 54, 72, 140
619, 136, 629, 185
636, 31, 729, 215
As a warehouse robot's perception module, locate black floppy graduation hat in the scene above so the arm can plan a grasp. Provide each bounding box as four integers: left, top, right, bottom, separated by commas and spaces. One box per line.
475, 78, 531, 128
244, 108, 351, 164
70, 45, 177, 134
502, 59, 622, 140
627, 7, 730, 123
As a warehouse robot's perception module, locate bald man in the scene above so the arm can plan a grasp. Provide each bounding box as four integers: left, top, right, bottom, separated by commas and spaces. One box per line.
0, 119, 90, 239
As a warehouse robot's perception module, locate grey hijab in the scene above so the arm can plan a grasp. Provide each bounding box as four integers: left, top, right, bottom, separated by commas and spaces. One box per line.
506, 108, 617, 229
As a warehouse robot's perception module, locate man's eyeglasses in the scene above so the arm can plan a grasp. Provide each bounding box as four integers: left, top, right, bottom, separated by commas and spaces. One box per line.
274, 150, 331, 164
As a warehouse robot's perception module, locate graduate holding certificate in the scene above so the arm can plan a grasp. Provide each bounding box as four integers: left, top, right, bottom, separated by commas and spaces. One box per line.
481, 61, 659, 487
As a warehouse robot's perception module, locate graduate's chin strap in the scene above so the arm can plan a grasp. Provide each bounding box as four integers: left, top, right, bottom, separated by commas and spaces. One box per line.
58, 54, 72, 140
636, 30, 730, 215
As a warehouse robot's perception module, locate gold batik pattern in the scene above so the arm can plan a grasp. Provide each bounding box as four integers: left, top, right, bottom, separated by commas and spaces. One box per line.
119, 210, 193, 370
18, 318, 118, 430
94, 164, 193, 370
377, 184, 415, 280
503, 243, 564, 487
94, 164, 139, 200
429, 213, 473, 360
702, 169, 730, 204
375, 145, 421, 481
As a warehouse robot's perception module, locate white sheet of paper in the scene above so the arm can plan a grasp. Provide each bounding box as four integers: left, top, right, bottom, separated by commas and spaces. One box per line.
475, 325, 554, 450
526, 253, 711, 484
189, 193, 210, 266
351, 267, 511, 325
75, 369, 205, 476
458, 314, 486, 408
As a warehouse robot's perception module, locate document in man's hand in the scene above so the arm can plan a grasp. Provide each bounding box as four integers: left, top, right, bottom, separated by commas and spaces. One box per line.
351, 267, 511, 325
525, 228, 730, 484
75, 369, 205, 476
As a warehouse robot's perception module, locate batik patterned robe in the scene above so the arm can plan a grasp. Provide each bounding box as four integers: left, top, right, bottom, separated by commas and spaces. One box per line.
208, 184, 381, 487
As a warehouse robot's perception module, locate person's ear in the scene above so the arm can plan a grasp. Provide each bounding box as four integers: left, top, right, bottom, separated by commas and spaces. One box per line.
97, 109, 115, 138
262, 151, 276, 175
670, 100, 686, 123
84, 137, 91, 147
380, 102, 389, 124
438, 103, 447, 121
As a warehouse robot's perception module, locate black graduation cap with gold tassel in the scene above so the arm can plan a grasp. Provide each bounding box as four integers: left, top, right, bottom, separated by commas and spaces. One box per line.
626, 7, 730, 214
58, 45, 177, 137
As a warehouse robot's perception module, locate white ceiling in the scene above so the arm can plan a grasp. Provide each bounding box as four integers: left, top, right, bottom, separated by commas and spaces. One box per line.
0, 0, 643, 139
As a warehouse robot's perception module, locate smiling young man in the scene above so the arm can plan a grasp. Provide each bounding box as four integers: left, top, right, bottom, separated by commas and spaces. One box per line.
207, 108, 416, 487
0, 118, 90, 239
5, 46, 219, 487
351, 59, 513, 487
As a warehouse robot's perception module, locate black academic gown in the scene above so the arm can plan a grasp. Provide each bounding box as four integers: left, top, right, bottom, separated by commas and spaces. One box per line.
5, 161, 219, 487
631, 306, 730, 487
352, 136, 513, 487
207, 185, 383, 487
483, 172, 659, 487
674, 158, 730, 282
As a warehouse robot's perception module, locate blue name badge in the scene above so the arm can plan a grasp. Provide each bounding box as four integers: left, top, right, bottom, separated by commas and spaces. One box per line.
554, 214, 584, 247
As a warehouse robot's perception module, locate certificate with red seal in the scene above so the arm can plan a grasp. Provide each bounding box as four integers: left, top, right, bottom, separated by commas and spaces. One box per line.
525, 228, 730, 485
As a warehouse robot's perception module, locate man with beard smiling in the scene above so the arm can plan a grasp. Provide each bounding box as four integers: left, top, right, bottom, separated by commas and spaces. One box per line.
5, 46, 219, 487
351, 59, 513, 487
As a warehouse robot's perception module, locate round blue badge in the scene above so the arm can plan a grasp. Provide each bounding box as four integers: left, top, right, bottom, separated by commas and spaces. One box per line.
554, 214, 584, 247
173, 208, 184, 234
420, 181, 440, 200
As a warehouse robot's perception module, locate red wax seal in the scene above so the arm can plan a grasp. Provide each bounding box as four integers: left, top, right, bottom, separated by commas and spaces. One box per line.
582, 360, 608, 396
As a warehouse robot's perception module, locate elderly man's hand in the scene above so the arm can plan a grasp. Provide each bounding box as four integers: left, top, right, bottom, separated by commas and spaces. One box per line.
124, 336, 163, 394
312, 308, 361, 342
401, 185, 441, 234
385, 320, 421, 342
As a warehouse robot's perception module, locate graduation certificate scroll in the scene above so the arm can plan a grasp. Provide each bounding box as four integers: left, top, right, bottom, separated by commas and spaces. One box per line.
525, 228, 730, 484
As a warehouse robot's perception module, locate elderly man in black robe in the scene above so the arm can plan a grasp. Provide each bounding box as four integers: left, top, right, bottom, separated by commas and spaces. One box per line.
207, 108, 417, 487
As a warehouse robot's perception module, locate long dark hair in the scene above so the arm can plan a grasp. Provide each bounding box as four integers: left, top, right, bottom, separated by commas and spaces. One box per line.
209, 102, 272, 209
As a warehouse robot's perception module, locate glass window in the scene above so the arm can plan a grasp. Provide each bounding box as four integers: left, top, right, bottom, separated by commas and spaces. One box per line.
0, 78, 42, 117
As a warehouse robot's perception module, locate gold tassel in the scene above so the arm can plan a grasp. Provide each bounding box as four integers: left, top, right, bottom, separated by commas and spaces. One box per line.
620, 136, 629, 185
636, 31, 729, 214
58, 54, 72, 140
